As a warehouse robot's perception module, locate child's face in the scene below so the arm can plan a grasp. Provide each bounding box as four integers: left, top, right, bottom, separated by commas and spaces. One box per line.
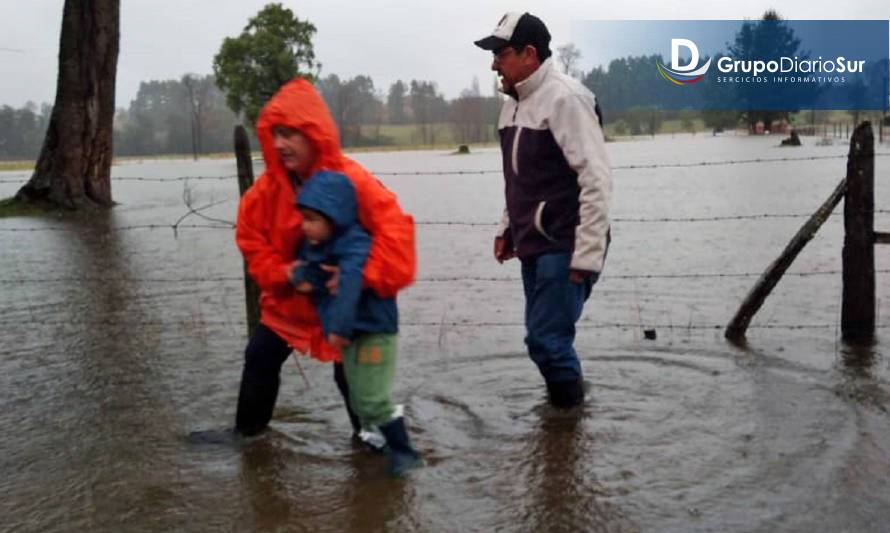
299, 208, 333, 245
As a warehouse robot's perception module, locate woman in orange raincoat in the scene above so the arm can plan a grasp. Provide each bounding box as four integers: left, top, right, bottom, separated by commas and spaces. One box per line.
234, 78, 416, 440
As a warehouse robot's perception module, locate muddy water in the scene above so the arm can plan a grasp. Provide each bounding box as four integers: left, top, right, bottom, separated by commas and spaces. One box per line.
1, 135, 889, 532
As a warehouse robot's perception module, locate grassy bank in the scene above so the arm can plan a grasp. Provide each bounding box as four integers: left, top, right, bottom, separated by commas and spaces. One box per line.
0, 161, 34, 172
0, 196, 45, 217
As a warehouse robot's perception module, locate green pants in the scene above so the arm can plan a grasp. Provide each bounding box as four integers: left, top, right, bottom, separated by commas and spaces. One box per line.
341, 333, 398, 428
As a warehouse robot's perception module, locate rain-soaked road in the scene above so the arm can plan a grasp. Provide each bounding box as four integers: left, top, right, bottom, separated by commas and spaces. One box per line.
1, 135, 889, 532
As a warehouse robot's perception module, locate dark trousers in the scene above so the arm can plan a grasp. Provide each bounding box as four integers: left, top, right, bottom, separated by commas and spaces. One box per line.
521, 252, 596, 384
235, 323, 359, 436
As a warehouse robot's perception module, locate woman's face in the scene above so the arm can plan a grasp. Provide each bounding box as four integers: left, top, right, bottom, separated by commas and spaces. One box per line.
272, 126, 317, 178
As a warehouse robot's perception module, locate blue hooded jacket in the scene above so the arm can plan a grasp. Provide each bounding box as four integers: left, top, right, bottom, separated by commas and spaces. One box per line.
290, 171, 398, 339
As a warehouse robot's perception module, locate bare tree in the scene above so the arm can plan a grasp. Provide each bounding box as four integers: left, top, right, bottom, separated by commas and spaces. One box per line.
183, 74, 213, 160
451, 96, 483, 144
410, 80, 447, 145
557, 43, 582, 78
15, 0, 120, 209
317, 74, 379, 147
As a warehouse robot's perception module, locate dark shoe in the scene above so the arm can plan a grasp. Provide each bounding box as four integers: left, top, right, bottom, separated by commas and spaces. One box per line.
546, 378, 585, 408
188, 427, 241, 445
378, 417, 425, 477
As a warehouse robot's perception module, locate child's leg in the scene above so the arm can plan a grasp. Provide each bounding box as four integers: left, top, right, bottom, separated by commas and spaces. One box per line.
341, 333, 397, 428
334, 361, 387, 452
342, 333, 423, 476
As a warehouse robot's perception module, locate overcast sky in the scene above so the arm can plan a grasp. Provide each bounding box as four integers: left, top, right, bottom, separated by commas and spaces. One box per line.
1, 0, 887, 109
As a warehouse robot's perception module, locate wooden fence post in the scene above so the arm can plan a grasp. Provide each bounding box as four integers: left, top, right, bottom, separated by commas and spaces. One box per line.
725, 178, 846, 341
234, 125, 260, 338
842, 122, 875, 344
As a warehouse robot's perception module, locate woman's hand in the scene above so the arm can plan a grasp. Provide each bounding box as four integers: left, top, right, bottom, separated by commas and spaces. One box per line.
327, 333, 350, 348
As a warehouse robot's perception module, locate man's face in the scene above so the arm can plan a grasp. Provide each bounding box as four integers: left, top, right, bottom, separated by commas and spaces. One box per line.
272, 126, 317, 177
299, 207, 333, 245
491, 45, 538, 93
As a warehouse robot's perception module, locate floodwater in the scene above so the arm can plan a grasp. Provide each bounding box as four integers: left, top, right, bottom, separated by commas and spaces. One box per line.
2, 133, 889, 532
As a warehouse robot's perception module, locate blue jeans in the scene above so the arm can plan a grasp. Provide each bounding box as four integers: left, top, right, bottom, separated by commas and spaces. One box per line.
521, 252, 596, 383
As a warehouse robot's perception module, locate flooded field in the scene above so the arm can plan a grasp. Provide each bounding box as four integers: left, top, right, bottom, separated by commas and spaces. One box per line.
2, 134, 889, 532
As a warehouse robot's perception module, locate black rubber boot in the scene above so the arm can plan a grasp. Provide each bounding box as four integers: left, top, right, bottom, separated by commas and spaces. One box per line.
234, 324, 292, 437
378, 417, 424, 477
235, 374, 280, 436
545, 378, 585, 409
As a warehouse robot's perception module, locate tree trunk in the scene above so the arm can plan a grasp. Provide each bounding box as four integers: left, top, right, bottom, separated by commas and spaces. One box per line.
15, 0, 120, 209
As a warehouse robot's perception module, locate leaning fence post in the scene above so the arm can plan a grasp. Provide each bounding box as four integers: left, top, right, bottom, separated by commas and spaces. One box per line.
842, 122, 875, 344
724, 178, 846, 341
234, 125, 261, 338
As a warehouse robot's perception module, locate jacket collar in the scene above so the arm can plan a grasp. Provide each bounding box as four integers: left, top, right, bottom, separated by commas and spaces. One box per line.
513, 58, 553, 101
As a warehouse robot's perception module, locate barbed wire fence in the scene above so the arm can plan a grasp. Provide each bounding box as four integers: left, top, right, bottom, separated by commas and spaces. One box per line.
3, 316, 890, 331
2, 152, 890, 184
3, 150, 889, 334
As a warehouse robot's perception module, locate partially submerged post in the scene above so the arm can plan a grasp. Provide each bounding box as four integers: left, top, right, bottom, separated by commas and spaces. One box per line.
841, 122, 875, 344
234, 125, 261, 337
725, 121, 878, 343
724, 178, 846, 341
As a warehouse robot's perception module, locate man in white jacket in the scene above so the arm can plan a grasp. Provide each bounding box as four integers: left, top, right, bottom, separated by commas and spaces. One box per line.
475, 12, 612, 408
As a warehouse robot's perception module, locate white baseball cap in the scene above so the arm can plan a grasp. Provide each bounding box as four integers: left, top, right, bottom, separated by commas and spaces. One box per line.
474, 12, 551, 54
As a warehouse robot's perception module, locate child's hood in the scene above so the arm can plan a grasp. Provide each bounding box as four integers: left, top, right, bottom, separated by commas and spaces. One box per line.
297, 171, 358, 230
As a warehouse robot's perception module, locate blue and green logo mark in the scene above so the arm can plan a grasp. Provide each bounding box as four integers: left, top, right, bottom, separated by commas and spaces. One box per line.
657, 39, 712, 85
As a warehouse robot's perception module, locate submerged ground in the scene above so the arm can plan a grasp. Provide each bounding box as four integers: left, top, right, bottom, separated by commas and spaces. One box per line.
1, 134, 889, 532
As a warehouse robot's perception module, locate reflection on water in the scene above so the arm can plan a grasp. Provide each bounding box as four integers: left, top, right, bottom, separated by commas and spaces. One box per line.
1, 136, 890, 532
521, 410, 635, 533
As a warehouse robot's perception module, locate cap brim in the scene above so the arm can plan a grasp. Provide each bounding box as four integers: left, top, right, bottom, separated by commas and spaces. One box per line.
474, 35, 509, 50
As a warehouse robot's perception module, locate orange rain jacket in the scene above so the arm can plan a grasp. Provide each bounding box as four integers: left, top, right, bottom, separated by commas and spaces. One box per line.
235, 78, 416, 362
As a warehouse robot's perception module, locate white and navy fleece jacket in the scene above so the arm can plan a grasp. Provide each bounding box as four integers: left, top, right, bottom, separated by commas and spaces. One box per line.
496, 58, 612, 273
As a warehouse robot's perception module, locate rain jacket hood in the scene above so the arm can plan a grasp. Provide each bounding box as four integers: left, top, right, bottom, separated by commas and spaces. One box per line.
235, 77, 416, 362
297, 171, 358, 231
256, 78, 342, 179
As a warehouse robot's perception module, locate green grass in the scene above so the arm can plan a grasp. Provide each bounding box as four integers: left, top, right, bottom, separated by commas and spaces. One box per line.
351, 123, 499, 150
0, 196, 45, 217
0, 161, 34, 172
603, 118, 709, 138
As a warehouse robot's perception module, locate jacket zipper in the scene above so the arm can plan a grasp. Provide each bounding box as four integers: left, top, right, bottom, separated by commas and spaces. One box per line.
511, 126, 522, 176
510, 102, 521, 175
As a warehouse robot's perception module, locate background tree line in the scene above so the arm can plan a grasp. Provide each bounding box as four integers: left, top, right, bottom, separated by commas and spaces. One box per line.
3, 4, 886, 162
2, 60, 884, 160
0, 73, 502, 158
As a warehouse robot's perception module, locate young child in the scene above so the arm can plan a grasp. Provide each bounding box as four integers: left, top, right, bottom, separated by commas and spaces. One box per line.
289, 170, 423, 477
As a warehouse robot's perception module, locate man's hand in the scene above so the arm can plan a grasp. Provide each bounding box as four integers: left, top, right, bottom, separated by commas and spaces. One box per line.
493, 236, 515, 264
320, 264, 340, 294
569, 269, 593, 284
327, 333, 350, 349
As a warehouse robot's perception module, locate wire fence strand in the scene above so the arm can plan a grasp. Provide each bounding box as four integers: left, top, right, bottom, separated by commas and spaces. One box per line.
4, 269, 890, 285
6, 208, 890, 233
3, 316, 890, 331
3, 152, 890, 184
4, 150, 889, 336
